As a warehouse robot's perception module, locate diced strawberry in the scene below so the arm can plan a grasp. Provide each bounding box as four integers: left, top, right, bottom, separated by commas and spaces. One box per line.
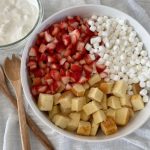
73, 52, 82, 60
44, 31, 53, 42
65, 83, 72, 90
53, 38, 59, 44
41, 78, 46, 85
67, 56, 74, 63
83, 65, 93, 73
60, 69, 65, 76
50, 70, 60, 81
60, 21, 68, 29
55, 53, 62, 60
96, 64, 106, 73
37, 85, 48, 93
31, 86, 38, 96
63, 62, 70, 70
100, 72, 108, 78
38, 61, 46, 68
39, 53, 47, 61
64, 49, 72, 57
70, 71, 82, 82
49, 81, 60, 94
78, 76, 87, 84
76, 41, 85, 51
84, 71, 91, 79
81, 24, 87, 32
92, 62, 98, 74
79, 59, 86, 65
71, 64, 82, 72
52, 26, 60, 36
61, 76, 70, 84
27, 61, 37, 70
47, 42, 56, 51
39, 44, 47, 53
68, 26, 75, 32
29, 47, 37, 57
70, 22, 79, 28
45, 78, 53, 85
32, 78, 41, 85
33, 68, 45, 77
51, 64, 59, 69
47, 55, 56, 63
62, 34, 70, 46
70, 29, 80, 44
95, 54, 101, 61
39, 32, 44, 37
84, 54, 94, 64
60, 58, 66, 65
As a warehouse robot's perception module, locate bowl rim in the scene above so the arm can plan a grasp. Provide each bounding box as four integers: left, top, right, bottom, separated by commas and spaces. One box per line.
21, 4, 150, 142
0, 0, 44, 49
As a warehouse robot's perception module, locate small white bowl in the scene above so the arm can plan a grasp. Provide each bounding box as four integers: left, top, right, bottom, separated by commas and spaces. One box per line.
21, 4, 150, 142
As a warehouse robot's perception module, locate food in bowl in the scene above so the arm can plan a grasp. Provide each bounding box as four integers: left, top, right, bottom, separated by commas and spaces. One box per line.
27, 14, 149, 136
0, 0, 39, 46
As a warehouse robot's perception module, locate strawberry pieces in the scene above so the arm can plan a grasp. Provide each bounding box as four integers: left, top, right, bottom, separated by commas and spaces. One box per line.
96, 64, 106, 73
29, 47, 37, 57
39, 44, 47, 53
50, 70, 61, 81
71, 64, 82, 72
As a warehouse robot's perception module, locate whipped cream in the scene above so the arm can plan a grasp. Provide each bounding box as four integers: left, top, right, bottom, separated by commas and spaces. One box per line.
0, 0, 39, 45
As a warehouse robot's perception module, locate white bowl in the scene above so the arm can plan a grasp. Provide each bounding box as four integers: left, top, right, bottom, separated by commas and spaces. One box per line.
21, 4, 150, 142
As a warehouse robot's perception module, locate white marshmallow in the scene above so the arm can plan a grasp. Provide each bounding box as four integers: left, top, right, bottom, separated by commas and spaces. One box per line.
140, 89, 147, 96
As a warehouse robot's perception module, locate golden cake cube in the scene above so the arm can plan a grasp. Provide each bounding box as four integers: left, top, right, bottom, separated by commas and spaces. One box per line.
72, 83, 85, 96
93, 110, 106, 124
101, 94, 108, 110
99, 82, 114, 94
120, 95, 132, 107
107, 96, 121, 109
53, 93, 61, 105
80, 110, 91, 121
106, 108, 116, 120
90, 121, 99, 136
49, 105, 60, 119
88, 73, 101, 86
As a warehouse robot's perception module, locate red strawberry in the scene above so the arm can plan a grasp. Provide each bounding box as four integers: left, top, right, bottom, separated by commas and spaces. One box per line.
68, 26, 75, 32
78, 76, 87, 84
63, 62, 70, 70
32, 78, 41, 85
60, 21, 68, 29
46, 78, 53, 85
83, 65, 93, 73
60, 58, 66, 65
29, 47, 37, 57
70, 29, 80, 44
55, 53, 62, 60
70, 71, 82, 82
27, 60, 37, 70
61, 76, 70, 84
47, 55, 56, 63
51, 64, 59, 69
100, 72, 108, 78
47, 42, 56, 51
52, 26, 60, 36
64, 49, 72, 57
38, 61, 46, 68
67, 56, 74, 63
96, 64, 106, 73
60, 69, 65, 76
39, 53, 47, 61
73, 52, 82, 60
62, 34, 70, 46
39, 32, 44, 37
33, 69, 45, 77
37, 85, 48, 93
31, 86, 38, 96
71, 64, 82, 72
49, 81, 60, 94
39, 44, 47, 53
44, 31, 53, 42
50, 70, 60, 80
84, 54, 94, 64
76, 41, 85, 51
70, 22, 79, 28
79, 59, 86, 65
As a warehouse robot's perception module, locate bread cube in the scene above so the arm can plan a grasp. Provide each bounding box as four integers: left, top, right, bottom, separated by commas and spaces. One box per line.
99, 82, 114, 94
115, 107, 130, 125
101, 94, 108, 110
90, 121, 99, 136
88, 87, 103, 102
92, 82, 101, 88
88, 73, 101, 86
49, 105, 60, 119
52, 114, 70, 129
93, 110, 106, 124
120, 95, 132, 107
112, 80, 128, 97
83, 101, 100, 116
67, 113, 80, 131
54, 93, 61, 105
60, 105, 71, 115
58, 82, 65, 93
58, 91, 74, 109
106, 108, 116, 120
101, 117, 118, 135
80, 110, 90, 121
71, 84, 85, 96
132, 83, 141, 94
83, 83, 90, 90
71, 97, 86, 112
107, 96, 121, 109
131, 94, 144, 111
85, 89, 91, 103
77, 121, 91, 136
38, 93, 53, 111
129, 108, 134, 118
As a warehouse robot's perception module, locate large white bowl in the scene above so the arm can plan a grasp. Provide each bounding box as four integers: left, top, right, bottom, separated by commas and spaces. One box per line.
21, 4, 150, 142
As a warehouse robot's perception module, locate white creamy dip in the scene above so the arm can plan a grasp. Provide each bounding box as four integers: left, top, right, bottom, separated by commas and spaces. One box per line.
0, 0, 39, 45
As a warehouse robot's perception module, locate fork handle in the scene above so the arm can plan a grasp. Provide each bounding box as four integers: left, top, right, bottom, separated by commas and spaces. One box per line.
13, 80, 31, 150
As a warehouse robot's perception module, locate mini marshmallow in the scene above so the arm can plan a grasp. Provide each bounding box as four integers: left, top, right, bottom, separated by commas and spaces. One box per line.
146, 81, 150, 88
139, 81, 146, 88
90, 26, 96, 32
143, 95, 149, 103
85, 43, 92, 51
88, 20, 94, 26
140, 50, 148, 57
140, 89, 148, 96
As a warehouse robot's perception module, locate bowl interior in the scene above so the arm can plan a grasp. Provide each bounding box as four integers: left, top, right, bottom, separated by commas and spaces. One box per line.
21, 5, 150, 142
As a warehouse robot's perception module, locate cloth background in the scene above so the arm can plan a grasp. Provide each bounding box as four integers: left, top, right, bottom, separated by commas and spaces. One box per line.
1, 0, 150, 150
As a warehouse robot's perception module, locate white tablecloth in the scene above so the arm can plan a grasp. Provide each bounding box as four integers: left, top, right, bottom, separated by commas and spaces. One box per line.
1, 0, 150, 150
